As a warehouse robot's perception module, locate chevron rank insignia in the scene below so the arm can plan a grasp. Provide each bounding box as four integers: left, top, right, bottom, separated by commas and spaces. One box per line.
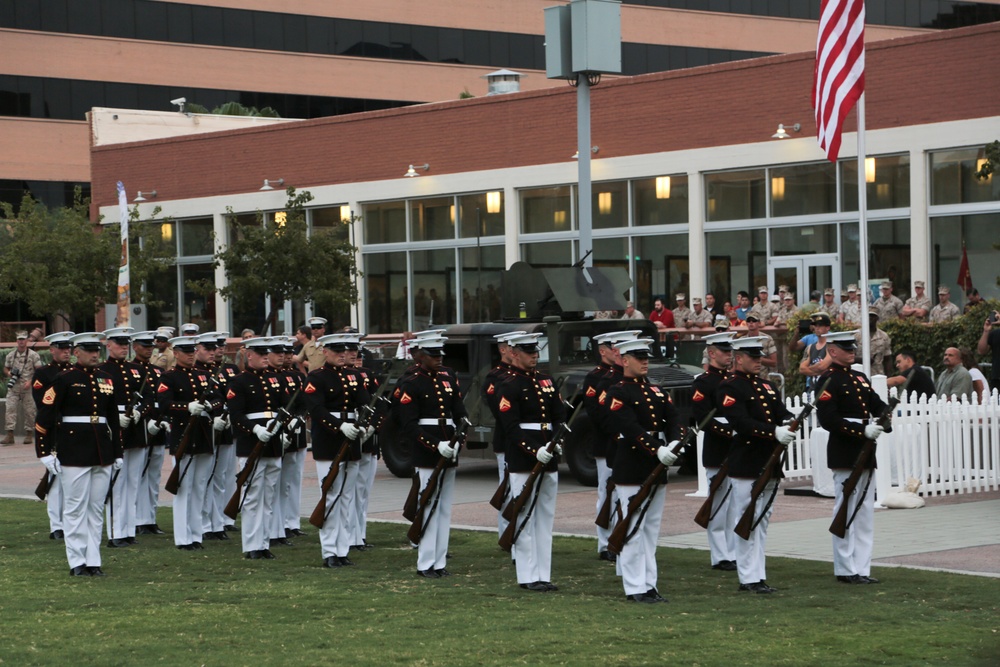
722, 394, 736, 407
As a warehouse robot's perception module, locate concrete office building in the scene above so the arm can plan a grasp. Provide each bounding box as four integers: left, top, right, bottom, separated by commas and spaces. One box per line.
89, 21, 999, 335
12, 0, 1000, 210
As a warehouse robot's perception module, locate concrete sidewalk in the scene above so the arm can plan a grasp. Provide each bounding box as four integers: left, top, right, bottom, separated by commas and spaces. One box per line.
2, 441, 998, 577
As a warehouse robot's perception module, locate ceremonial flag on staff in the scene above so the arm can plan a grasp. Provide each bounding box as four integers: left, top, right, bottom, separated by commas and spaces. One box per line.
812, 0, 866, 162
957, 242, 973, 292
116, 181, 131, 327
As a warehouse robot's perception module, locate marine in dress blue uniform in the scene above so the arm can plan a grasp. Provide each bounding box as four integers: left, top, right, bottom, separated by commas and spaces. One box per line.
349, 338, 380, 551
482, 331, 524, 543
202, 331, 240, 540
276, 336, 309, 541
129, 330, 167, 536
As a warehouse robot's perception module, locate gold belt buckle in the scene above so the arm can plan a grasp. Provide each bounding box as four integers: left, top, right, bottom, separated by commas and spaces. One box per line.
90, 415, 100, 424
541, 423, 549, 432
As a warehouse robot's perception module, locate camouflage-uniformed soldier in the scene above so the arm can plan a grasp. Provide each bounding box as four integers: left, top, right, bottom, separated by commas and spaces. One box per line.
4, 330, 43, 445
775, 294, 797, 326
821, 288, 841, 321
683, 298, 715, 329
397, 335, 468, 579
482, 331, 524, 544
150, 327, 175, 371
672, 294, 693, 328
838, 285, 862, 325
496, 333, 567, 592
130, 331, 167, 536
901, 281, 931, 322
605, 338, 682, 603
692, 332, 738, 571
719, 336, 795, 594
744, 314, 777, 380
817, 330, 889, 585
31, 331, 76, 540
929, 285, 961, 323
855, 309, 892, 375
36, 332, 122, 576
748, 286, 776, 325
873, 282, 903, 321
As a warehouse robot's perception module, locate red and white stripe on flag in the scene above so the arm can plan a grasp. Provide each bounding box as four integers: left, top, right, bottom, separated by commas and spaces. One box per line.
812, 0, 865, 162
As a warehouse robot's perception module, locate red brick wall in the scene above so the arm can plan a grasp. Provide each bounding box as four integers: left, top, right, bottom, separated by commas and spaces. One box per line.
90, 22, 998, 212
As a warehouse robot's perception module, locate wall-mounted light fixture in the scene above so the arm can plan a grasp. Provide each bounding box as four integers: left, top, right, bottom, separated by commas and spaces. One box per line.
260, 178, 284, 191
655, 176, 671, 200
486, 191, 502, 214
134, 190, 157, 202
771, 123, 801, 139
405, 164, 430, 177
571, 146, 599, 159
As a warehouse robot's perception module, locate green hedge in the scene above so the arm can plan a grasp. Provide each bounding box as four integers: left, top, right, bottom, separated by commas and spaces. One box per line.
781, 300, 999, 397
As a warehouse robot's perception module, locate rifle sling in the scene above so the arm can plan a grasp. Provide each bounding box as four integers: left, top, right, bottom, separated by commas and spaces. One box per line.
707, 478, 732, 523
509, 473, 545, 548
749, 449, 786, 533
844, 465, 875, 533
621, 485, 659, 548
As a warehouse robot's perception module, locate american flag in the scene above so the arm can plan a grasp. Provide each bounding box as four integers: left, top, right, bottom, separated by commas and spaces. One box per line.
812, 0, 866, 162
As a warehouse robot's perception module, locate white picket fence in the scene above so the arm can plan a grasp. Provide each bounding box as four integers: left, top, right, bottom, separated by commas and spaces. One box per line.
689, 383, 1000, 499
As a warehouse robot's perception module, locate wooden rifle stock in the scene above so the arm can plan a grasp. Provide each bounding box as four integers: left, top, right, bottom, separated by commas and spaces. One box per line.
34, 470, 52, 501
828, 376, 908, 538
693, 460, 730, 529
488, 469, 509, 512
406, 418, 470, 543
402, 474, 421, 522
594, 479, 616, 530
308, 440, 352, 529
164, 415, 200, 495
733, 380, 828, 540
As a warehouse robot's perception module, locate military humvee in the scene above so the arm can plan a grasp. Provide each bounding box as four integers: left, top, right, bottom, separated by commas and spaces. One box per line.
376, 261, 700, 486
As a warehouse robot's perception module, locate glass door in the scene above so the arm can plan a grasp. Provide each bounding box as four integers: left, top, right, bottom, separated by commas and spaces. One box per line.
768, 253, 840, 305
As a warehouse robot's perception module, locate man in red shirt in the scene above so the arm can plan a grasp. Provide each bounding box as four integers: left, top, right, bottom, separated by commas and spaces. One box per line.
649, 298, 675, 334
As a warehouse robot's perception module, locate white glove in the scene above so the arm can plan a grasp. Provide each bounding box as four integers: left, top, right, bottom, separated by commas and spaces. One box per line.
161, 421, 172, 434
657, 445, 679, 466
41, 454, 61, 476
118, 413, 131, 429
213, 416, 227, 432
131, 408, 142, 423
536, 446, 554, 465
437, 440, 457, 460
187, 401, 207, 416
340, 423, 361, 441
864, 424, 884, 440
553, 442, 564, 456
253, 424, 273, 442
287, 417, 304, 434
112, 457, 124, 471
280, 433, 291, 451
147, 420, 162, 436
774, 425, 795, 445
363, 425, 376, 442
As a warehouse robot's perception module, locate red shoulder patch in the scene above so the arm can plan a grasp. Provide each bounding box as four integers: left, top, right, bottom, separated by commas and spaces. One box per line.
226, 388, 235, 400
304, 382, 317, 394
400, 392, 412, 405
609, 398, 623, 411
486, 383, 495, 395
692, 389, 704, 402
498, 397, 511, 412
819, 390, 832, 401
722, 394, 736, 407
585, 385, 597, 397
33, 379, 42, 389
156, 382, 169, 393
598, 390, 607, 405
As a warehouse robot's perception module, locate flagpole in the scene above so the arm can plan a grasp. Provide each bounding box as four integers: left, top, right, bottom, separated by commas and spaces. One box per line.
856, 94, 871, 377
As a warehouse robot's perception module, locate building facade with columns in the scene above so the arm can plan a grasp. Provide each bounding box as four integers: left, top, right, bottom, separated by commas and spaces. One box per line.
89, 22, 1000, 335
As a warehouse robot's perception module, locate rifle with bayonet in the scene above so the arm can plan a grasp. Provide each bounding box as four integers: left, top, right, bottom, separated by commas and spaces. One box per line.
309, 374, 396, 529
164, 387, 214, 495
829, 373, 909, 539
406, 417, 471, 543
607, 410, 714, 555
224, 387, 301, 520
498, 393, 584, 552
733, 379, 829, 540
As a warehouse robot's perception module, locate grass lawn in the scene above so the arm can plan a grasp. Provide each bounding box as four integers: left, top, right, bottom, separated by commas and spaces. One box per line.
0, 498, 997, 666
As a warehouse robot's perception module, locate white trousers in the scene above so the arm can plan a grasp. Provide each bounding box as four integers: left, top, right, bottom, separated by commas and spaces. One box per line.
832, 469, 875, 577
172, 452, 213, 546
509, 470, 557, 585
352, 452, 377, 543
46, 472, 63, 532
239, 455, 282, 553
415, 466, 455, 571
135, 445, 165, 526
60, 465, 111, 569
315, 459, 358, 558
105, 448, 143, 540
203, 443, 236, 534
730, 477, 777, 585
614, 483, 666, 596
705, 467, 738, 565
595, 457, 613, 552
279, 448, 307, 532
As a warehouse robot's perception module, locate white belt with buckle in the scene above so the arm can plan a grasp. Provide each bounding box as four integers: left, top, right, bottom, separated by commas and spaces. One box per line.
647, 431, 665, 439
418, 418, 454, 427
332, 411, 358, 420
845, 417, 864, 424
62, 416, 107, 424
521, 422, 552, 431
714, 417, 729, 424
116, 405, 127, 412
246, 411, 276, 420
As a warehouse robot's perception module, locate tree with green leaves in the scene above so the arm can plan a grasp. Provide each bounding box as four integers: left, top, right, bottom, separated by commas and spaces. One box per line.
191, 188, 359, 335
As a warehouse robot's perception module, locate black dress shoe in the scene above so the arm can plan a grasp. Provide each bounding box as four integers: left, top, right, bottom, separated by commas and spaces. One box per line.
260, 549, 276, 560
435, 569, 452, 577
645, 588, 667, 602
136, 525, 152, 535
712, 560, 738, 571
50, 530, 64, 540
224, 524, 238, 533
324, 556, 342, 568
338, 556, 354, 566
599, 550, 617, 562
87, 566, 106, 576
520, 581, 549, 592
837, 574, 867, 584
286, 528, 305, 538
126, 536, 137, 545
352, 543, 370, 551
245, 551, 261, 560
757, 581, 777, 593
107, 538, 130, 548
148, 524, 166, 535
202, 531, 220, 541
540, 581, 558, 591
626, 593, 657, 603
69, 565, 90, 577
862, 575, 880, 584
216, 530, 230, 541
270, 537, 293, 547
177, 544, 196, 551
192, 542, 204, 550
417, 569, 441, 578
738, 582, 774, 594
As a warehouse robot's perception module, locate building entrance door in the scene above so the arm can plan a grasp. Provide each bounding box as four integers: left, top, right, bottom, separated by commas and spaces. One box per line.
768, 253, 840, 305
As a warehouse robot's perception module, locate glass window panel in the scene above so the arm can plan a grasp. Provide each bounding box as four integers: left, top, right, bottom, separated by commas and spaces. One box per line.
770, 162, 836, 217
365, 251, 407, 334
166, 3, 193, 43
43, 78, 71, 119
223, 9, 253, 48
253, 12, 283, 51
362, 201, 406, 244
459, 192, 505, 238
410, 197, 455, 241
39, 0, 68, 33
931, 213, 1000, 302
930, 147, 1000, 205
135, 1, 168, 42
439, 28, 463, 63
102, 0, 135, 38
633, 233, 690, 309
363, 22, 391, 58
141, 219, 177, 260
180, 217, 214, 257
463, 29, 490, 66
311, 206, 351, 242
411, 25, 438, 62
521, 240, 571, 267
459, 245, 505, 323
335, 19, 363, 56
521, 186, 573, 234
770, 223, 837, 256
411, 248, 456, 328
144, 265, 178, 330
706, 228, 767, 304
842, 154, 910, 210
181, 263, 216, 330
192, 5, 225, 46
634, 175, 688, 226
305, 16, 330, 54
705, 169, 766, 221
592, 181, 628, 229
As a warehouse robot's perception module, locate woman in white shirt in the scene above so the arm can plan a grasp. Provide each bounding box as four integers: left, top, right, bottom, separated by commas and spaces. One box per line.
961, 348, 990, 404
